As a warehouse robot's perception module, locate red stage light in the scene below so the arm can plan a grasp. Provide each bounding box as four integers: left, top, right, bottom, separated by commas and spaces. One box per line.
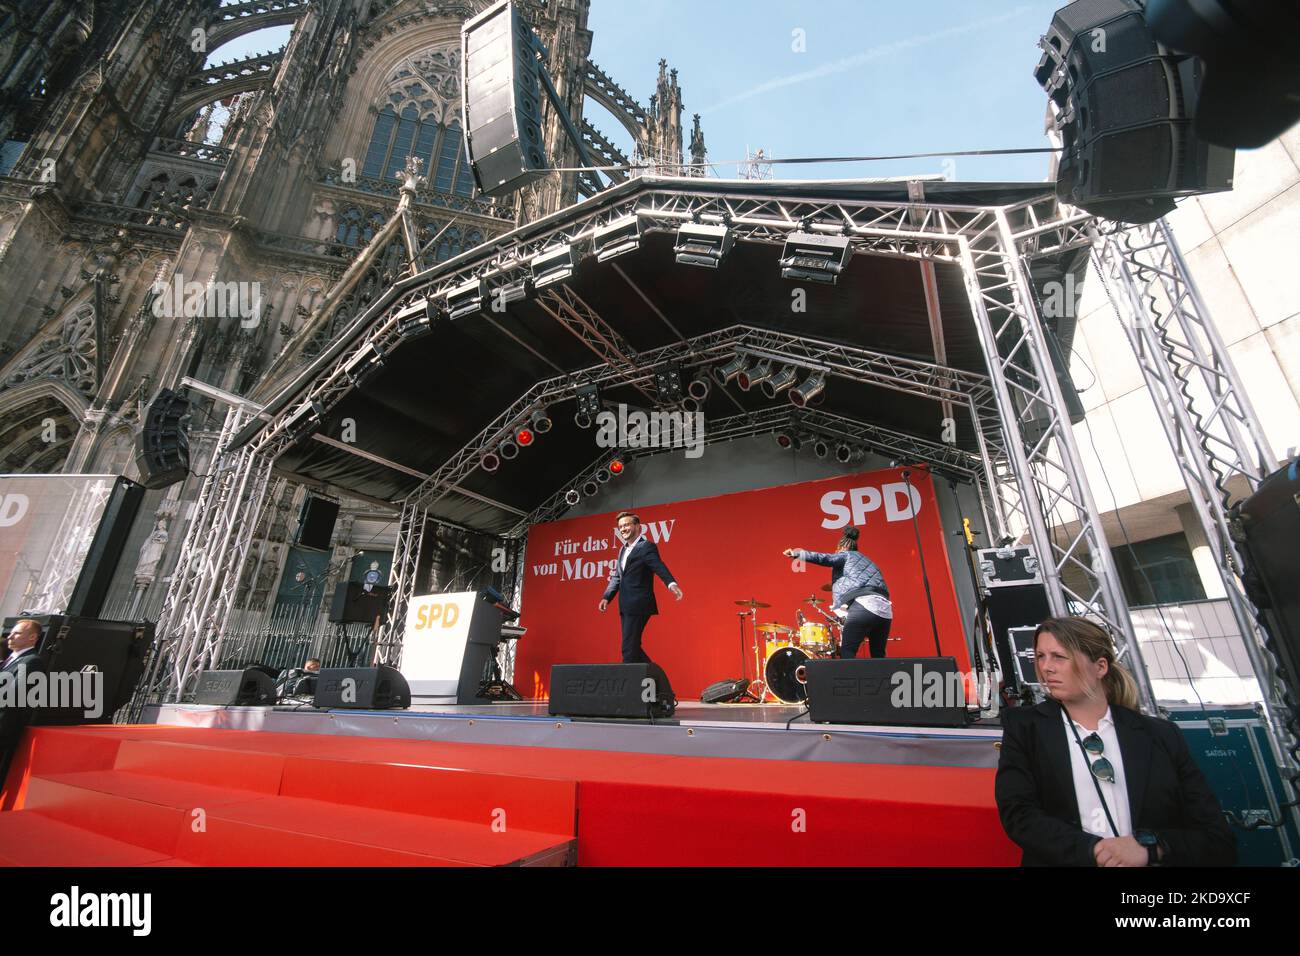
608, 459, 625, 476
516, 428, 535, 447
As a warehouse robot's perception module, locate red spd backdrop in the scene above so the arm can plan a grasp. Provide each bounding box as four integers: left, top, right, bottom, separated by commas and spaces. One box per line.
516, 467, 969, 699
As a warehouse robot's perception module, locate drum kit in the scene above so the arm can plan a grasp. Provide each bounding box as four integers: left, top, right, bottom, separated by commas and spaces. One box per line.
734, 584, 843, 704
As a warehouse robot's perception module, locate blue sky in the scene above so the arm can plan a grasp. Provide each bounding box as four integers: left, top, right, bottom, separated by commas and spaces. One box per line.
212, 0, 1062, 182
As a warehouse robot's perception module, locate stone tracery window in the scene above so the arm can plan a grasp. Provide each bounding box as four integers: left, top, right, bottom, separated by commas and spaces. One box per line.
360, 47, 476, 198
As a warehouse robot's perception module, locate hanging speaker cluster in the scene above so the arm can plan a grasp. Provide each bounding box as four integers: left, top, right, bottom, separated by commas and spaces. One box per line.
461, 1, 547, 198
134, 388, 190, 490
1034, 0, 1234, 223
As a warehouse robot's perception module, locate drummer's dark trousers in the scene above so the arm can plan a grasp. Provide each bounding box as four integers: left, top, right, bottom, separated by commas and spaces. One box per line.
620, 613, 654, 665
839, 605, 890, 659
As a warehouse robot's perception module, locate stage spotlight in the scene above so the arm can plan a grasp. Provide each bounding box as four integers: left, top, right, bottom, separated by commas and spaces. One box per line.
495, 277, 534, 310
499, 439, 519, 461
531, 408, 553, 434
775, 431, 794, 450
682, 396, 700, 414
674, 222, 734, 269
780, 232, 852, 285
481, 451, 501, 473
594, 214, 643, 263
655, 363, 684, 404
516, 427, 535, 448
835, 443, 852, 464
447, 277, 487, 320
737, 360, 775, 392
596, 469, 611, 484
687, 377, 711, 401
789, 372, 826, 408
574, 411, 593, 429
713, 356, 747, 386
813, 438, 829, 459
342, 342, 385, 386
581, 479, 600, 497
608, 458, 625, 477
564, 489, 581, 507
761, 366, 798, 399
576, 383, 601, 421
531, 243, 576, 289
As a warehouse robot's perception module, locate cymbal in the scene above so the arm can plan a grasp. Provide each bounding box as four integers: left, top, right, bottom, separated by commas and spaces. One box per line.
801, 595, 824, 605
757, 623, 793, 634
734, 599, 771, 608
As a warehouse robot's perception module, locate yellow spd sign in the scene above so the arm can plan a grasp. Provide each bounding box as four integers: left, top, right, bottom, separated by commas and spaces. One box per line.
401, 591, 478, 700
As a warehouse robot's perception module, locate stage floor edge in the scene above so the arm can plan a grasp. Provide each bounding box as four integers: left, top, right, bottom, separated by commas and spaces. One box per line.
142, 701, 1004, 769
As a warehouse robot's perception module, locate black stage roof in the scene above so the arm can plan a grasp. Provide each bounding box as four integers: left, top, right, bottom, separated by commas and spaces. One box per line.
240, 177, 1088, 532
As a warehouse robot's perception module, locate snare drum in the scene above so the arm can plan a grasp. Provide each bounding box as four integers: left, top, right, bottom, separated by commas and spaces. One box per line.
797, 621, 832, 653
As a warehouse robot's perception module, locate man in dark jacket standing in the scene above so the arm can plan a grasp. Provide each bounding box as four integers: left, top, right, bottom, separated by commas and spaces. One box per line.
598, 511, 683, 666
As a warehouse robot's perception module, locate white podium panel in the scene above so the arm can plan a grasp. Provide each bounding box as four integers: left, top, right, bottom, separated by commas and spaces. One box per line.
401, 591, 478, 700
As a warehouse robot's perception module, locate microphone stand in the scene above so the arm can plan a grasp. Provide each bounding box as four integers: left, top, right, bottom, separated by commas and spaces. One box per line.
902, 468, 942, 657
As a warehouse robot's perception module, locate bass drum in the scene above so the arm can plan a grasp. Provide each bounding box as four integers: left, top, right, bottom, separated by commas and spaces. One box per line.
765, 646, 811, 704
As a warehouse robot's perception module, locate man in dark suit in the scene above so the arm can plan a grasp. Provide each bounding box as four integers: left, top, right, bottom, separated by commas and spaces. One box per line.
598, 511, 683, 666
995, 617, 1236, 866
0, 618, 48, 783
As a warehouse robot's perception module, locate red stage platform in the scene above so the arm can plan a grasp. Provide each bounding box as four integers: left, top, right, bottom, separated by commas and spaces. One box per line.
0, 720, 1019, 866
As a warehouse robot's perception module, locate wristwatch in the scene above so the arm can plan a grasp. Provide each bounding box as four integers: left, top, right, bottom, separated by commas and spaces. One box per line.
1134, 829, 1162, 866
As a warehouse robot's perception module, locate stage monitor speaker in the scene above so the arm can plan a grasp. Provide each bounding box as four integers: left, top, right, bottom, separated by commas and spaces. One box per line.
313, 665, 410, 710
66, 477, 145, 618
328, 581, 391, 624
1034, 0, 1234, 223
193, 668, 277, 706
134, 388, 190, 489
549, 663, 677, 719
804, 657, 968, 727
296, 496, 340, 551
461, 0, 547, 198
1236, 456, 1300, 705
9, 615, 155, 724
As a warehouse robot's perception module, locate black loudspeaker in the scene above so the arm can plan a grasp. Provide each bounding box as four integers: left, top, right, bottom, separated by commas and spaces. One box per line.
1236, 457, 1300, 705
701, 677, 750, 704
193, 668, 277, 706
1035, 0, 1234, 223
296, 496, 339, 551
328, 581, 391, 625
10, 616, 154, 724
461, 0, 547, 198
134, 388, 190, 489
804, 657, 968, 727
548, 664, 677, 719
313, 665, 410, 710
66, 477, 145, 618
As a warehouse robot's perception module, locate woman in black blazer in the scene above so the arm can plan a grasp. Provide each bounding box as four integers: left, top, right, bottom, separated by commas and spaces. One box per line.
995, 617, 1236, 866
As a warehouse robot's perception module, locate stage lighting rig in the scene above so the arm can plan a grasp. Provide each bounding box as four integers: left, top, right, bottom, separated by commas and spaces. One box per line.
581, 479, 600, 497
655, 363, 684, 404
812, 438, 830, 459
737, 360, 775, 392
531, 408, 553, 433
499, 438, 520, 461
789, 372, 826, 408
342, 342, 386, 386
564, 489, 581, 507
780, 232, 852, 285
761, 366, 798, 399
687, 377, 711, 401
835, 442, 853, 464
714, 355, 747, 386
674, 222, 734, 269
447, 277, 488, 320
594, 214, 643, 262
608, 458, 625, 477
495, 277, 534, 310
575, 383, 601, 428
481, 451, 502, 473
531, 243, 576, 288
515, 427, 535, 448
596, 468, 611, 484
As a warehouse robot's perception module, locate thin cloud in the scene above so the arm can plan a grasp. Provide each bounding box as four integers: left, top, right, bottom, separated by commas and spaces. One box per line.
698, 5, 1035, 115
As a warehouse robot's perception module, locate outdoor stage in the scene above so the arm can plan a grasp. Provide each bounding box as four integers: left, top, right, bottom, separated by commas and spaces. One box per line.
0, 701, 1020, 867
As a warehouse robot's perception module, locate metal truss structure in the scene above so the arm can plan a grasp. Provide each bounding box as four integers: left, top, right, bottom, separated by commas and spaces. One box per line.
1092, 220, 1296, 784
148, 179, 1278, 728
